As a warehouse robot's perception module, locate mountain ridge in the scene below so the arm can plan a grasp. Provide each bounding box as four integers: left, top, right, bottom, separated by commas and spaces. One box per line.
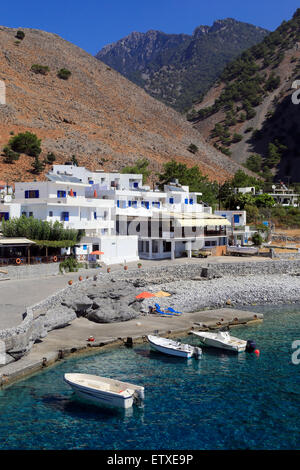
96, 18, 269, 112
0, 24, 251, 184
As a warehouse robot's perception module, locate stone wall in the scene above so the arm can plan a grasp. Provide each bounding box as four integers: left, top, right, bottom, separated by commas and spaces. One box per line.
1, 263, 60, 280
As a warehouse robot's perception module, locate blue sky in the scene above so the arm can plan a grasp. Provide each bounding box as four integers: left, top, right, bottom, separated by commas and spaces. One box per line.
0, 0, 299, 54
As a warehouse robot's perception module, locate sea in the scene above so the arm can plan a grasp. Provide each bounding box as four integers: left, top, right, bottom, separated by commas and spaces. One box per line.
0, 304, 299, 450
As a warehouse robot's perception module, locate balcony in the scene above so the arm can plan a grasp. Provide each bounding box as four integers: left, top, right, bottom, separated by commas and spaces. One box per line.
204, 228, 226, 236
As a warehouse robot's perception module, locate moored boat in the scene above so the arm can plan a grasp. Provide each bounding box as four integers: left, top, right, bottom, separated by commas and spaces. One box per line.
64, 373, 144, 409
147, 335, 202, 359
191, 330, 253, 353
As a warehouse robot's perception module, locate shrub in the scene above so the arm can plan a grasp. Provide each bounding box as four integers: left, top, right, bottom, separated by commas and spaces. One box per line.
251, 232, 263, 246
59, 256, 82, 273
3, 145, 20, 164
45, 152, 56, 164
187, 143, 199, 154
57, 68, 72, 80
31, 156, 45, 174
31, 64, 50, 75
15, 30, 25, 40
9, 131, 42, 157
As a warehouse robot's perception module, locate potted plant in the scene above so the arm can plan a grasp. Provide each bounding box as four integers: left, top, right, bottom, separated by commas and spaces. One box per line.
107, 267, 111, 273
68, 280, 73, 286
137, 262, 142, 268
124, 265, 128, 271
78, 275, 83, 281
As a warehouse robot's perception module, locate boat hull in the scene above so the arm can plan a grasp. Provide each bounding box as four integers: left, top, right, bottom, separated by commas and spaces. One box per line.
148, 338, 193, 358
192, 332, 246, 353
63, 374, 144, 409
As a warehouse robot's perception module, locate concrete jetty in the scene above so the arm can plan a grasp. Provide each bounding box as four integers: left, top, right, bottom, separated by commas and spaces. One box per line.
0, 307, 262, 388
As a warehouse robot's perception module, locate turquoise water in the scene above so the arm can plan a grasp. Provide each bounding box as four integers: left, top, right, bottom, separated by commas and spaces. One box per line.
0, 304, 300, 450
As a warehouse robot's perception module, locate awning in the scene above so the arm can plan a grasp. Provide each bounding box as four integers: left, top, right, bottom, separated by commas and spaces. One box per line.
176, 218, 231, 227
0, 238, 36, 245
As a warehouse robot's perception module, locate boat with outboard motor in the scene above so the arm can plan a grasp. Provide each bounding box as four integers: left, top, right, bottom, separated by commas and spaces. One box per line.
191, 329, 256, 353
147, 335, 202, 359
64, 373, 144, 409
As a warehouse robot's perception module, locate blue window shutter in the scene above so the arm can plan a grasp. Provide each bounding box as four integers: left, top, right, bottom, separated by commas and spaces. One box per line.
4, 213, 9, 221
117, 200, 120, 208
25, 191, 29, 199
234, 214, 240, 223
73, 192, 76, 197
128, 201, 132, 207
35, 190, 39, 198
94, 212, 97, 219
185, 198, 188, 204
190, 198, 193, 204
134, 182, 138, 188
89, 181, 94, 185
169, 198, 174, 204
65, 212, 69, 221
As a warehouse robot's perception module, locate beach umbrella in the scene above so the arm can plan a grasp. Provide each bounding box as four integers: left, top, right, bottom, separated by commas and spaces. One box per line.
93, 189, 98, 198
69, 188, 74, 197
154, 291, 171, 297
136, 291, 155, 299
90, 250, 104, 255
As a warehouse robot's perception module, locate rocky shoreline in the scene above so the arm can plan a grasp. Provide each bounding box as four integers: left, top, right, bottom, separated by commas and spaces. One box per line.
1, 259, 300, 368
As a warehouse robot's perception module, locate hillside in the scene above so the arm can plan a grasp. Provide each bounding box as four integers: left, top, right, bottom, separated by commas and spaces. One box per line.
96, 19, 268, 112
188, 9, 300, 182
0, 25, 251, 184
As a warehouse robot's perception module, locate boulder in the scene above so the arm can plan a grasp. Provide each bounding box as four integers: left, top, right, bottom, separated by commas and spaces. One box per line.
43, 306, 77, 331
61, 294, 93, 315
87, 306, 139, 323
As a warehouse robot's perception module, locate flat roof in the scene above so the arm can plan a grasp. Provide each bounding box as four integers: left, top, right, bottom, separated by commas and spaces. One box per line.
0, 238, 36, 245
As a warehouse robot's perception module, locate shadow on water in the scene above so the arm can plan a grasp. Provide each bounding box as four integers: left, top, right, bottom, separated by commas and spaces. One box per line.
41, 393, 143, 421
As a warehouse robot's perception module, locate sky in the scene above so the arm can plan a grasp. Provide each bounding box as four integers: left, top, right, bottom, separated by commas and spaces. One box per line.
0, 0, 299, 55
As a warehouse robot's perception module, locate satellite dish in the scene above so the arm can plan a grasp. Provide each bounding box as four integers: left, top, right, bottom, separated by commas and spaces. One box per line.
4, 195, 11, 202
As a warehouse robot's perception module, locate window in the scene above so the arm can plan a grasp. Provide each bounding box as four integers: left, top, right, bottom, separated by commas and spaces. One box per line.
131, 201, 137, 208
49, 211, 53, 217
29, 212, 33, 217
152, 201, 160, 208
152, 240, 159, 253
0, 212, 9, 221
25, 190, 39, 198
189, 198, 194, 205
141, 201, 149, 209
163, 241, 171, 252
169, 198, 174, 204
234, 214, 240, 224
89, 180, 94, 185
22, 212, 27, 217
61, 212, 69, 221
57, 190, 66, 198
133, 182, 139, 188
128, 201, 132, 207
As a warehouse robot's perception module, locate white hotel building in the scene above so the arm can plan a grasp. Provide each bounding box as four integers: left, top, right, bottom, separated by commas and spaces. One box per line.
10, 164, 230, 263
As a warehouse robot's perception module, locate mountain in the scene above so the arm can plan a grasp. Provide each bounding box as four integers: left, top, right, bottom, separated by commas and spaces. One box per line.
96, 19, 269, 112
188, 9, 300, 182
0, 25, 251, 184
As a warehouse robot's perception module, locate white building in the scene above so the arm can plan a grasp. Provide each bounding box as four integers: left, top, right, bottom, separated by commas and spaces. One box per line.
215, 210, 254, 246
13, 173, 139, 265
10, 165, 231, 263
267, 183, 299, 207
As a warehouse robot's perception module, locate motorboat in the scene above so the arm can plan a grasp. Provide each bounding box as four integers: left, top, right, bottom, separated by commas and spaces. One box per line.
147, 335, 202, 359
191, 330, 252, 353
64, 373, 144, 409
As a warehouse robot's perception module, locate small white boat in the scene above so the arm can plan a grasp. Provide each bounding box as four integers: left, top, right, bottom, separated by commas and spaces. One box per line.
191, 330, 248, 353
147, 335, 202, 359
64, 373, 144, 409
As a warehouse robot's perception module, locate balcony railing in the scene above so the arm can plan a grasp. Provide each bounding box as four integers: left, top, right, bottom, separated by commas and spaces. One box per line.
0, 255, 68, 266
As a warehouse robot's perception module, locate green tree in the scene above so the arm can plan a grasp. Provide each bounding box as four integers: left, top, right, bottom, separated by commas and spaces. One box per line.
57, 68, 72, 80
121, 158, 151, 184
9, 131, 42, 157
31, 156, 45, 175
71, 155, 79, 166
157, 160, 218, 207
254, 194, 276, 208
15, 30, 25, 40
245, 154, 262, 173
3, 146, 20, 164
